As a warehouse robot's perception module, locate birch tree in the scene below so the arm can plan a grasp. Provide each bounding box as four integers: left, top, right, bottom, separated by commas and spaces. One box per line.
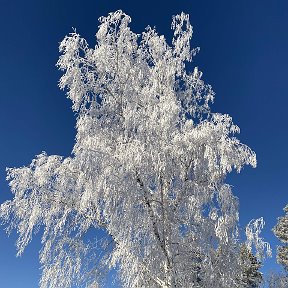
0, 10, 268, 287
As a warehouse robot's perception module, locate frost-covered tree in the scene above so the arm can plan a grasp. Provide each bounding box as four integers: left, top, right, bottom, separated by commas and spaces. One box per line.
239, 244, 262, 287
273, 205, 288, 272
267, 272, 288, 288
0, 10, 270, 288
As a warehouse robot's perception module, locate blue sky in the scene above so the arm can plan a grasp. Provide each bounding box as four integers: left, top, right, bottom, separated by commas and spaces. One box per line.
0, 0, 287, 287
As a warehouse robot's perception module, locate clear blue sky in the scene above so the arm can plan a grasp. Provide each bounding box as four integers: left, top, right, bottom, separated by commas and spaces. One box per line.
0, 0, 287, 287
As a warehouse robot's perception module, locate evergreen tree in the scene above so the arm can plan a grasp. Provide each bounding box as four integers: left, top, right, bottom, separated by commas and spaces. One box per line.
273, 205, 288, 271
239, 244, 262, 287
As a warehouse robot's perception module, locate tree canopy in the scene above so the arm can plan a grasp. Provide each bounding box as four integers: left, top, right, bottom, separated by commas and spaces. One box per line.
0, 10, 270, 288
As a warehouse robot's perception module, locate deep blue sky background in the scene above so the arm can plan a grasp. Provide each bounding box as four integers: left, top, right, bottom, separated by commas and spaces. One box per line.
0, 0, 287, 287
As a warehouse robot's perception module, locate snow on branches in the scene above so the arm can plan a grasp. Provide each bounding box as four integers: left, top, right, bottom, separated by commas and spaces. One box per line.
0, 10, 268, 288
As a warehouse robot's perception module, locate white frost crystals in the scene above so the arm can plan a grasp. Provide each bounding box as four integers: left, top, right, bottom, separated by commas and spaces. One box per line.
0, 10, 270, 288
245, 217, 272, 260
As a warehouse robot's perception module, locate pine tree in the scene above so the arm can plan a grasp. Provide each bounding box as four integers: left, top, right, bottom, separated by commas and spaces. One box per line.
239, 244, 262, 287
273, 205, 288, 271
